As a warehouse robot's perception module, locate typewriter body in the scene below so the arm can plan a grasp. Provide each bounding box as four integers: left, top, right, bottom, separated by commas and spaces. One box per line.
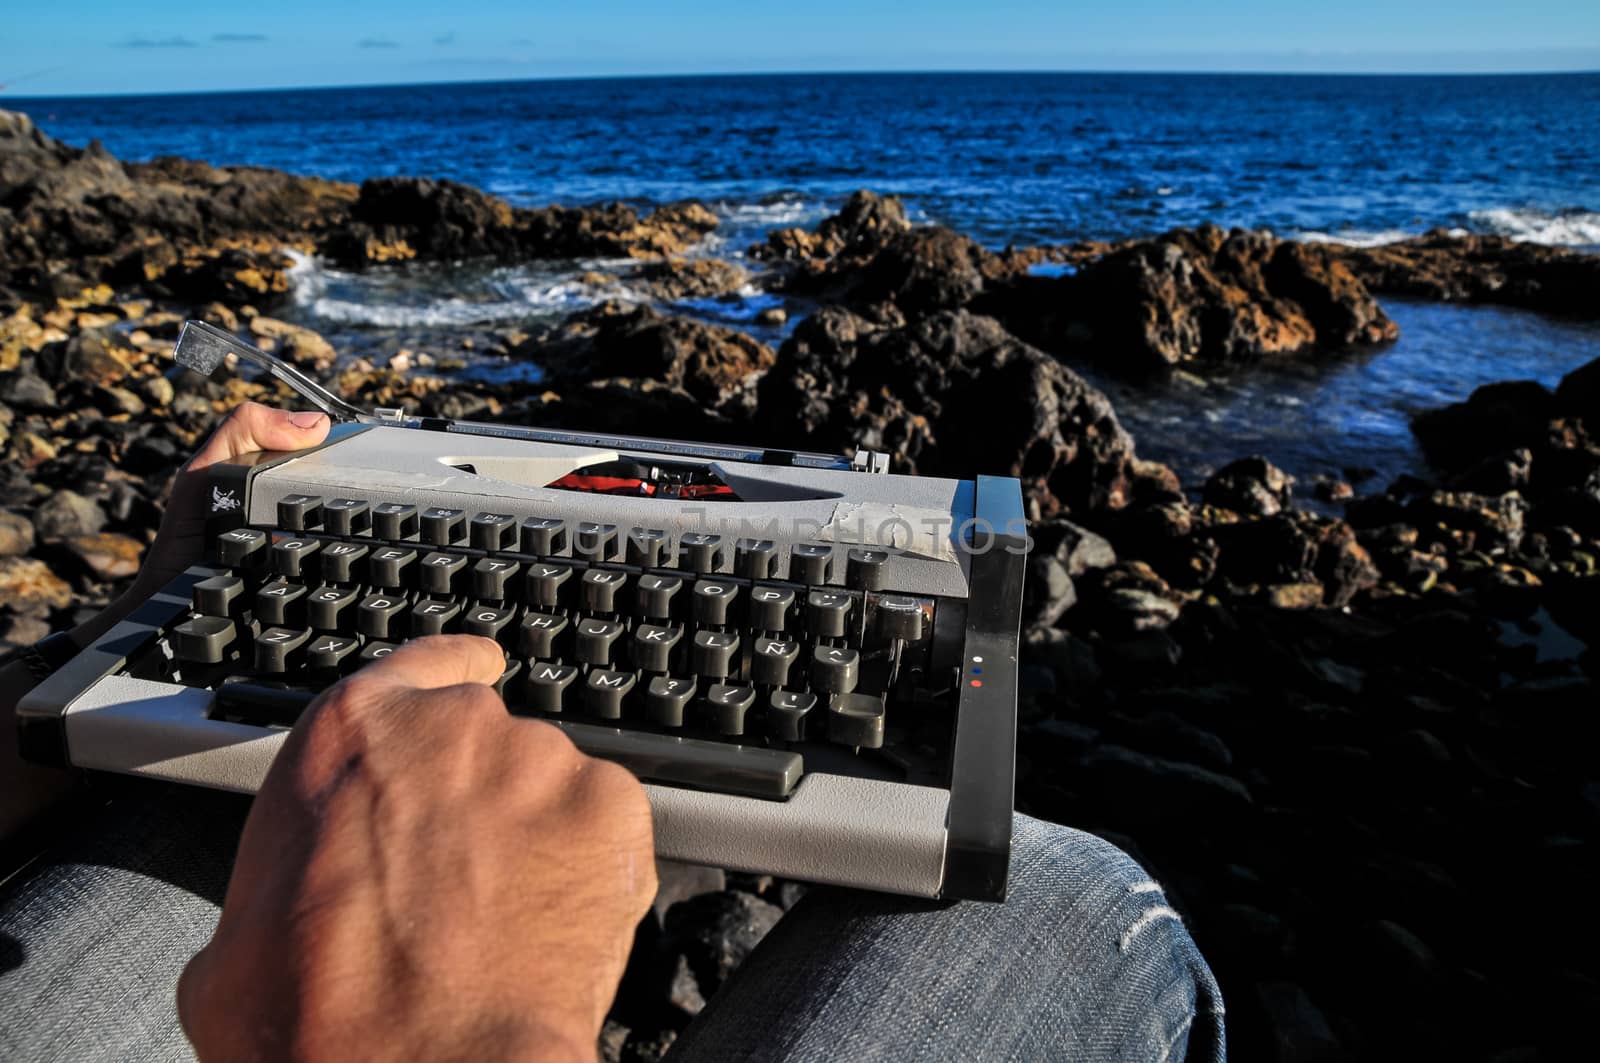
19, 323, 1026, 901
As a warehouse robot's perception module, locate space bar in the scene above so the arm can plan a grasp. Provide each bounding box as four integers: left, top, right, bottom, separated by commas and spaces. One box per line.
551, 721, 803, 800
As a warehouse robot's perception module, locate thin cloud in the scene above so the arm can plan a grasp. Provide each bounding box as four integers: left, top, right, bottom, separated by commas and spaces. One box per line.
117, 36, 198, 49
359, 38, 400, 49
434, 32, 456, 46
214, 33, 268, 43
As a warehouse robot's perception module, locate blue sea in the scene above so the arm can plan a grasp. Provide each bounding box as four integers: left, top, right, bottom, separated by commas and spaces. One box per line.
14, 72, 1600, 491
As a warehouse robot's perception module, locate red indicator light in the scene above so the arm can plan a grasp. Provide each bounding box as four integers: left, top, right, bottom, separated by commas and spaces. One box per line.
970, 679, 983, 688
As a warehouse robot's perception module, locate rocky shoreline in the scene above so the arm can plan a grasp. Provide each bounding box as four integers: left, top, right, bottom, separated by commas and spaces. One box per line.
3, 108, 1598, 1060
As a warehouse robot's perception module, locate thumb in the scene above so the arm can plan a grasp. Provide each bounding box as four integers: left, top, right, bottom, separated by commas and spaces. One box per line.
185, 402, 331, 473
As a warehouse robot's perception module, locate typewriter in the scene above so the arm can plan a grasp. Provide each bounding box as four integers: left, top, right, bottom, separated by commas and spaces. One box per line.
19, 322, 1026, 901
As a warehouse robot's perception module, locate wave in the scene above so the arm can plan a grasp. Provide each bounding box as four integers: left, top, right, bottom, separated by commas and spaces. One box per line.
1289, 228, 1444, 249
284, 251, 642, 329
1466, 206, 1600, 247
712, 195, 827, 228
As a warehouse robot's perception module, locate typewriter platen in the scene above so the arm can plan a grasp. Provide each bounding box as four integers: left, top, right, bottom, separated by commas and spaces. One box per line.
19, 322, 1027, 901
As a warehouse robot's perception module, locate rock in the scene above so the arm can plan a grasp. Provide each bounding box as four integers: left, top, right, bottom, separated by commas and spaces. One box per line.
1411, 380, 1558, 472
63, 532, 144, 580
0, 556, 74, 614
637, 258, 748, 301
1078, 743, 1253, 825
1102, 587, 1182, 633
1556, 354, 1600, 425
754, 307, 787, 326
164, 247, 294, 308
323, 178, 718, 266
1262, 582, 1325, 610
662, 890, 784, 996
1204, 456, 1295, 517
760, 308, 1138, 516
522, 303, 775, 417
0, 509, 35, 556
752, 189, 910, 265
848, 226, 994, 312
984, 225, 1396, 374
1334, 230, 1600, 318
1255, 981, 1344, 1061
0, 370, 57, 409
30, 489, 107, 540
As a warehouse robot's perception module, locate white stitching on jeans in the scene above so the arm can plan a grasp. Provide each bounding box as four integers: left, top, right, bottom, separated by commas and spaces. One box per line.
1127, 881, 1164, 895
1156, 1015, 1194, 1063
1119, 905, 1182, 952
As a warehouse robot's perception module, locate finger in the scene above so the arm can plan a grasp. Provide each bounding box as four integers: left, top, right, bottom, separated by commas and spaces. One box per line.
347, 635, 507, 692
185, 402, 331, 472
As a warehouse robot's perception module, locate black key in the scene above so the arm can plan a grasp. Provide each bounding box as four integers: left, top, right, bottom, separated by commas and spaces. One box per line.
847, 547, 890, 591
645, 676, 697, 727
493, 660, 522, 700
462, 603, 517, 643
421, 507, 466, 546
517, 611, 569, 658
749, 585, 796, 632
254, 626, 311, 673
581, 568, 628, 613
627, 527, 669, 567
810, 645, 860, 693
357, 592, 410, 639
792, 542, 833, 585
735, 538, 779, 579
679, 532, 724, 573
277, 494, 323, 532
828, 692, 886, 748
575, 521, 618, 562
471, 557, 522, 600
192, 573, 245, 617
520, 517, 568, 555
322, 498, 370, 536
358, 641, 399, 665
272, 536, 322, 580
635, 573, 682, 618
525, 661, 580, 713
255, 579, 309, 627
410, 598, 462, 636
213, 681, 314, 728
691, 630, 740, 679
419, 551, 469, 595
372, 502, 419, 541
369, 546, 419, 589
876, 595, 925, 641
549, 719, 804, 798
632, 623, 683, 671
584, 669, 636, 720
575, 617, 625, 666
172, 615, 236, 664
524, 562, 574, 608
692, 580, 740, 626
768, 690, 818, 741
704, 683, 757, 736
277, 498, 326, 539
306, 633, 360, 674
216, 527, 269, 569
806, 590, 853, 639
307, 584, 361, 631
751, 637, 799, 687
319, 541, 370, 584
470, 512, 517, 551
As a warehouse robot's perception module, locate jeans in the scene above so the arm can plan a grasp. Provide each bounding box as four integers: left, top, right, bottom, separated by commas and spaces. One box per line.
0, 789, 1224, 1062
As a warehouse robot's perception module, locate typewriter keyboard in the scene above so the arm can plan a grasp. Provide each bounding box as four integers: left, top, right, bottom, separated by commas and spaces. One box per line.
133, 501, 964, 799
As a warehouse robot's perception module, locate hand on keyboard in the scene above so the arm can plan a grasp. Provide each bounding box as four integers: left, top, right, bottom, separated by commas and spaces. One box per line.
177, 634, 657, 1063
140, 402, 332, 599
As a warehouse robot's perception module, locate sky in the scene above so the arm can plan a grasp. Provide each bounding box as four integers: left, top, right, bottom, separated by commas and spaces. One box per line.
3, 0, 1598, 97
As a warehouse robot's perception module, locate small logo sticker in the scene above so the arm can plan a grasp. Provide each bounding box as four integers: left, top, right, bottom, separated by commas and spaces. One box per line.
211, 487, 240, 512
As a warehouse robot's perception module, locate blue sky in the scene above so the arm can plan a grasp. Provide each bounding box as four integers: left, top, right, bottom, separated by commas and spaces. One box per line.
3, 1, 1598, 97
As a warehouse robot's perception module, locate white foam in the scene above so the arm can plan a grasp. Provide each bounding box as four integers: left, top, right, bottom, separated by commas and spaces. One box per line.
1466, 207, 1600, 247
714, 197, 826, 228
1290, 228, 1438, 249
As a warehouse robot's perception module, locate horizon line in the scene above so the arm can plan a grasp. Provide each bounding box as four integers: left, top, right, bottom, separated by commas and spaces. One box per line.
5, 65, 1599, 102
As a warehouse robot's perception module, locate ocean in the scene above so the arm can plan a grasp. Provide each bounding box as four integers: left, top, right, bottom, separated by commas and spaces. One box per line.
12, 72, 1600, 490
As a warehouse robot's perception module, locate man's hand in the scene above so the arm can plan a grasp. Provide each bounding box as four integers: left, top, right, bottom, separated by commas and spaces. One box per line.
177, 636, 658, 1063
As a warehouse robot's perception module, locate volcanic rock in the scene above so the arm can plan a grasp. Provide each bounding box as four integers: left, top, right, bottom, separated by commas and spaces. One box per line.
759, 307, 1137, 516
1336, 230, 1600, 317
1204, 456, 1296, 517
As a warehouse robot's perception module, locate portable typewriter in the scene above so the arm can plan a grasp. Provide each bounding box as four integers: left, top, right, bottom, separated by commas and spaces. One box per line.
19, 322, 1026, 901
